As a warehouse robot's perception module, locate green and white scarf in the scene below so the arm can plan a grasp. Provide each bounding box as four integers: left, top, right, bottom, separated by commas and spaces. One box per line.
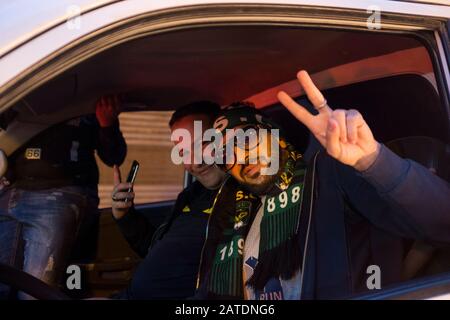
207, 144, 306, 298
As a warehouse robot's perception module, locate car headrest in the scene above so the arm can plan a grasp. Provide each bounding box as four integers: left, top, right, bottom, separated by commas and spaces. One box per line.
386, 136, 450, 181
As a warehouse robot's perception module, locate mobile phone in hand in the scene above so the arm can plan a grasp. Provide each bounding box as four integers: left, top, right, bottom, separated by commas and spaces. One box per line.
125, 160, 139, 202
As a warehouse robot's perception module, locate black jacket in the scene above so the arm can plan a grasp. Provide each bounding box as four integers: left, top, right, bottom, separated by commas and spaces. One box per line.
115, 181, 218, 299
10, 114, 127, 189
116, 180, 215, 257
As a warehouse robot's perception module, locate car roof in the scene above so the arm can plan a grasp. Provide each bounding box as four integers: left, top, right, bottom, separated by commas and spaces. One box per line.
1, 0, 449, 58
0, 0, 116, 58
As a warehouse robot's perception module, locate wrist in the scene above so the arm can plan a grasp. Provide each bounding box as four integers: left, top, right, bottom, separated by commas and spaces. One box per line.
98, 119, 116, 127
112, 208, 129, 220
354, 142, 381, 172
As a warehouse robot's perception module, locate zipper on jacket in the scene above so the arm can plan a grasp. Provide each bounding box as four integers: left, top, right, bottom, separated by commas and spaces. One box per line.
195, 176, 230, 290
299, 151, 319, 299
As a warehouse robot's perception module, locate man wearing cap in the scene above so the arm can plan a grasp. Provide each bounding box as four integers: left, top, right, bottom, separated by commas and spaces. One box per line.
194, 70, 450, 300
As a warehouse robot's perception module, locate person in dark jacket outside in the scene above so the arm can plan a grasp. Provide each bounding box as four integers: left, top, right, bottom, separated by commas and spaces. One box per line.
110, 101, 227, 299
194, 70, 450, 300
0, 95, 127, 299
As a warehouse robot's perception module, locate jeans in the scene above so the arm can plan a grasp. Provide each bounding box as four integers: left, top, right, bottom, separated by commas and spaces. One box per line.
0, 185, 96, 299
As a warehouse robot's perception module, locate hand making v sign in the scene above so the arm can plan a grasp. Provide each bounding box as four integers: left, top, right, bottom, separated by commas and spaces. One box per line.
278, 70, 381, 171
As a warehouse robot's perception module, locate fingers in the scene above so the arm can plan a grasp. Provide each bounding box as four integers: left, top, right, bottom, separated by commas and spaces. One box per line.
113, 191, 135, 201
111, 181, 134, 219
277, 91, 314, 129
297, 70, 330, 114
330, 109, 371, 145
326, 109, 376, 162
112, 184, 134, 211
344, 109, 374, 144
113, 182, 132, 194
96, 96, 107, 113
112, 200, 133, 210
96, 95, 118, 110
104, 96, 113, 112
326, 118, 341, 158
331, 110, 348, 144
113, 165, 122, 185
346, 109, 363, 144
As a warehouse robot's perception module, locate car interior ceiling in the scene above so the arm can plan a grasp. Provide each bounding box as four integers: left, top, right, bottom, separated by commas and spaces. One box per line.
4, 24, 447, 200
18, 25, 423, 115
1, 25, 432, 157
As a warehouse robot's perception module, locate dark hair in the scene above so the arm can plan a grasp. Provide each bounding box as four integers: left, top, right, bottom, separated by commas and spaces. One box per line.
169, 101, 221, 127
226, 101, 272, 121
229, 100, 256, 108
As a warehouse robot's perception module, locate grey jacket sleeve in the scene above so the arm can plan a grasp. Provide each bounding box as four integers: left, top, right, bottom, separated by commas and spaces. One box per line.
337, 143, 450, 243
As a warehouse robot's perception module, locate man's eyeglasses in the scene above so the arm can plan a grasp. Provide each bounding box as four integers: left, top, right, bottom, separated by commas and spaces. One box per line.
205, 124, 270, 172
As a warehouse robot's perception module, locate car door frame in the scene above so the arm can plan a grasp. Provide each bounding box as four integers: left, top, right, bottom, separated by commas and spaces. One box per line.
0, 0, 449, 300
1, 2, 449, 158
1, 1, 450, 112
351, 271, 450, 300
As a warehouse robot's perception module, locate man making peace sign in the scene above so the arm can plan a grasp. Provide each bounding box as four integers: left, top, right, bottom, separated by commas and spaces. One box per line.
195, 70, 450, 300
